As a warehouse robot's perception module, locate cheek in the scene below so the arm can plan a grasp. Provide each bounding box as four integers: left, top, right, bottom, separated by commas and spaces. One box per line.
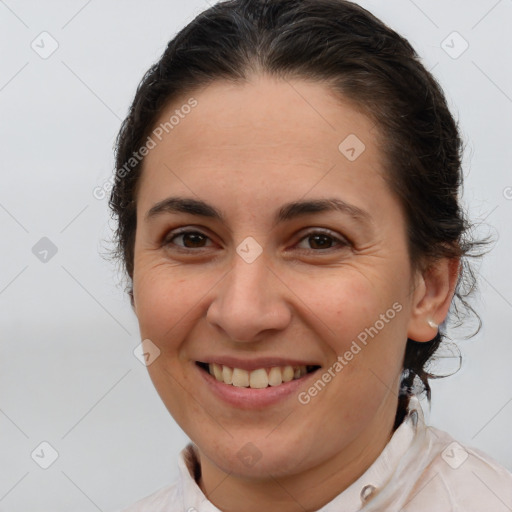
292, 267, 409, 392
133, 263, 190, 342
132, 258, 223, 353
293, 269, 401, 340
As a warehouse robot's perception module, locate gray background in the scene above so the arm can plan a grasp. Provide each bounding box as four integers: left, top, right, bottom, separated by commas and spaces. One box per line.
0, 0, 511, 511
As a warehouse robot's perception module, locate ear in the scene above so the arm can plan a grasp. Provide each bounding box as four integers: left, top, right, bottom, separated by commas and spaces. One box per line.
129, 287, 136, 313
407, 257, 460, 342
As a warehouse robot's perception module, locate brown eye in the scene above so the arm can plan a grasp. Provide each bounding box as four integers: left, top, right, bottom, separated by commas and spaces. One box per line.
165, 230, 212, 249
308, 234, 335, 250
296, 230, 349, 251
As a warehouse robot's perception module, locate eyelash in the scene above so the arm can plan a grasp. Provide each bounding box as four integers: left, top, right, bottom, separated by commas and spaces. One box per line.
162, 228, 351, 253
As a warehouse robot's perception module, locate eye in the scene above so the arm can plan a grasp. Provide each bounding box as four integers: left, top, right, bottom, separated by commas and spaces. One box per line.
295, 229, 350, 251
163, 229, 213, 250
162, 228, 350, 253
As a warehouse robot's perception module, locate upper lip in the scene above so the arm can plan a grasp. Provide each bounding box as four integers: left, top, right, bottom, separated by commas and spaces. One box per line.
196, 356, 321, 371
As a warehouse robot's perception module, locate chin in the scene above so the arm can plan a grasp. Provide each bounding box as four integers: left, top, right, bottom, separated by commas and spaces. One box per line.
196, 431, 316, 479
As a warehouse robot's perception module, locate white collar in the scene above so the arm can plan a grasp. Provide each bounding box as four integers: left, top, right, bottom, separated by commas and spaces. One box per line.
175, 397, 427, 511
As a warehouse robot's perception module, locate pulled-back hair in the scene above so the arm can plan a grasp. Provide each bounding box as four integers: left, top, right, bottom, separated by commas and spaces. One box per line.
110, 0, 485, 428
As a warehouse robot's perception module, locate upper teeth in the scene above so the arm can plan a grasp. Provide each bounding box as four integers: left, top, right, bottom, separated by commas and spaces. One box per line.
208, 363, 308, 388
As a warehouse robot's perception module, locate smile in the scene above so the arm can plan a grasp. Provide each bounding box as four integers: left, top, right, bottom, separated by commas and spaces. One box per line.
196, 362, 321, 389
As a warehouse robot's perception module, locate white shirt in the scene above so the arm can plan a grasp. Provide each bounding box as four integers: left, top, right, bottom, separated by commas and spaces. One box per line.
119, 397, 512, 511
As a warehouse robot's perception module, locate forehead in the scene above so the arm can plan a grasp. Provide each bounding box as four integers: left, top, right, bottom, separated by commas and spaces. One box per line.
137, 75, 390, 218
147, 76, 379, 160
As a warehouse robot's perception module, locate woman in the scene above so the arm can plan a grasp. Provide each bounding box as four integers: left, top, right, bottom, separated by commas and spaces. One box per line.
110, 0, 512, 510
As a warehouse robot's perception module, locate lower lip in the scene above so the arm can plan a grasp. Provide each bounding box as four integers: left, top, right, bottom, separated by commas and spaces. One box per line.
196, 364, 319, 409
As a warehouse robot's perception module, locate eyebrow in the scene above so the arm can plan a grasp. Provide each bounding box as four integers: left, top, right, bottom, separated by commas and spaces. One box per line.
145, 196, 373, 228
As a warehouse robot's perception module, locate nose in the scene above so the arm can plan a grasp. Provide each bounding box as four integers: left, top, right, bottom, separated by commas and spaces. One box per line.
206, 252, 292, 343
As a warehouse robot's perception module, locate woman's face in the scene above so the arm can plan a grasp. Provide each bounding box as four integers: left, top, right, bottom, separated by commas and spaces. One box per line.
132, 75, 430, 482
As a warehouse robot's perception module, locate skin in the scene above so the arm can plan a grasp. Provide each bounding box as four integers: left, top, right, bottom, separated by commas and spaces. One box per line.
131, 74, 459, 512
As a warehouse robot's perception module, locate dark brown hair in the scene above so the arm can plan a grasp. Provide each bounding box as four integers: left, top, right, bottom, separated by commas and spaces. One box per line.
109, 0, 485, 428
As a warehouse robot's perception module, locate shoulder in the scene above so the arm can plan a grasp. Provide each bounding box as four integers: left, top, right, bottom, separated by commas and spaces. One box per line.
116, 482, 180, 512
403, 425, 512, 511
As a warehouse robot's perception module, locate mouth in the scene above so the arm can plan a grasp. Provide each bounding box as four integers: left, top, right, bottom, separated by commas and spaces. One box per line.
196, 361, 321, 389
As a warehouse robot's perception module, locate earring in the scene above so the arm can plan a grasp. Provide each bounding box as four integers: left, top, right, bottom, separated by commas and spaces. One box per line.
427, 319, 438, 329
